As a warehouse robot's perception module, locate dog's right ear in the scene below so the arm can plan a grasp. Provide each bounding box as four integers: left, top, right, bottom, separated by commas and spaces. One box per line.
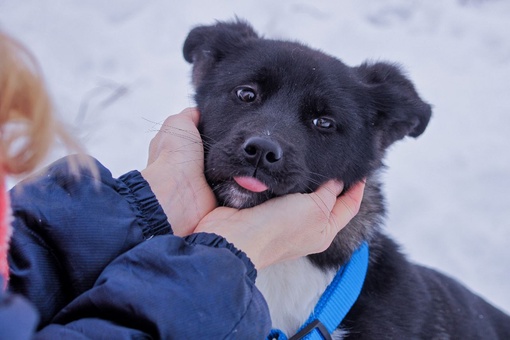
356, 62, 432, 150
183, 20, 259, 88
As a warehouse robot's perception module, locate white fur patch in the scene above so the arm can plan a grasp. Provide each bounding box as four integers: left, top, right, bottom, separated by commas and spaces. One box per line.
223, 185, 252, 208
256, 257, 337, 336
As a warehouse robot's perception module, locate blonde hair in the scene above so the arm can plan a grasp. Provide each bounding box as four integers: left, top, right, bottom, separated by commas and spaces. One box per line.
0, 30, 84, 175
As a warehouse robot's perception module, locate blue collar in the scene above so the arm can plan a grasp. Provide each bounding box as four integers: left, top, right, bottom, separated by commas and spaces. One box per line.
267, 242, 369, 340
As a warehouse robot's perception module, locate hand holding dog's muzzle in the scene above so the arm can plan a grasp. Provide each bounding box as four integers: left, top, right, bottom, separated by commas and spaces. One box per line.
195, 180, 365, 270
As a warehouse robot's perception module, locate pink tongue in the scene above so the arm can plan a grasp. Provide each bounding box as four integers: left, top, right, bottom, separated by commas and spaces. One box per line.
233, 176, 269, 193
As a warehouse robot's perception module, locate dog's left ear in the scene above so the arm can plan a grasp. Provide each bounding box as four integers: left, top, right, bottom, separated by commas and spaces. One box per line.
356, 62, 432, 149
183, 19, 259, 88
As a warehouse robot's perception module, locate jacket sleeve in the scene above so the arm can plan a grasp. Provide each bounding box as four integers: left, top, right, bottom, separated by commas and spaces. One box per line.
8, 156, 271, 338
8, 156, 171, 326
35, 233, 270, 339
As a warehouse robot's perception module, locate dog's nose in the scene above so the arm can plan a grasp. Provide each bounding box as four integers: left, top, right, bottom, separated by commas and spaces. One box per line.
242, 136, 283, 167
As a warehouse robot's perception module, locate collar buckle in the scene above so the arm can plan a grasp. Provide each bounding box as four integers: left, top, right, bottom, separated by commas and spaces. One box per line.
288, 319, 332, 340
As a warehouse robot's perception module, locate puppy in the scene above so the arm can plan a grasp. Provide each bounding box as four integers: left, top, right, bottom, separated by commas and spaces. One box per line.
183, 20, 510, 339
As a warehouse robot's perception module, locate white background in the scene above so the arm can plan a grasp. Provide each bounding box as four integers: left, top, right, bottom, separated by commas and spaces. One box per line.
1, 0, 509, 313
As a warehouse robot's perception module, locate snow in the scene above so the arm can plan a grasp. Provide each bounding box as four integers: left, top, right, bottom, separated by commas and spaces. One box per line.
1, 0, 509, 313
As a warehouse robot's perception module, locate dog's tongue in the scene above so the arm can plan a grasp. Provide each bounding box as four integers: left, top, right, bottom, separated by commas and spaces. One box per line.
233, 176, 269, 193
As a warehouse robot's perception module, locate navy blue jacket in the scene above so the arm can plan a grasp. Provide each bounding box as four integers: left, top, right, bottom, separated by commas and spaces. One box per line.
3, 156, 270, 339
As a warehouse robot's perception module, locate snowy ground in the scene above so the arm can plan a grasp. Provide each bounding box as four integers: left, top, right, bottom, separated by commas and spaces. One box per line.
1, 0, 509, 313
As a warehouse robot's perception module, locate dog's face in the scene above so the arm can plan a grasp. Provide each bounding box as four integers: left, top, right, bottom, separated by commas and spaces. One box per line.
184, 20, 431, 212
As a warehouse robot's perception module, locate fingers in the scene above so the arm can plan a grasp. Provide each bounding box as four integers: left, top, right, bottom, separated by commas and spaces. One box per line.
320, 179, 345, 197
185, 107, 200, 127
147, 108, 201, 165
330, 180, 366, 232
309, 180, 344, 214
164, 107, 200, 127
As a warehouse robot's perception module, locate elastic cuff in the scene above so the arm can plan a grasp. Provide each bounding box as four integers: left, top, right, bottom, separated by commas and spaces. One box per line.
118, 170, 172, 238
185, 232, 257, 282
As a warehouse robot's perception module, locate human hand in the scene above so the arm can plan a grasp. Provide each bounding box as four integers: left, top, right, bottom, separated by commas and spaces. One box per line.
195, 180, 365, 270
141, 108, 217, 237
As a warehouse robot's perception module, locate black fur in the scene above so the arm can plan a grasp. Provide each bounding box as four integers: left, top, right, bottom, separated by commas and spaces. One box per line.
184, 19, 510, 338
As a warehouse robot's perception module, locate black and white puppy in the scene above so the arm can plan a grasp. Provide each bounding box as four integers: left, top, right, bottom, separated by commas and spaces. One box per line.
183, 20, 510, 339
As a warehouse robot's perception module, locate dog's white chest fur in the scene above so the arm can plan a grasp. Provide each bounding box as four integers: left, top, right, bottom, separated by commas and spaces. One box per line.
256, 257, 337, 337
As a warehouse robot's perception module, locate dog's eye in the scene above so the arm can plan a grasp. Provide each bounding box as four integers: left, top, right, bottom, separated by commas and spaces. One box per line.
235, 87, 257, 103
312, 117, 336, 130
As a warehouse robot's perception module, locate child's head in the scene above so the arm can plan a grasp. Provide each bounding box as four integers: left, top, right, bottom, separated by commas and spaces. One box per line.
0, 30, 88, 285
0, 30, 57, 175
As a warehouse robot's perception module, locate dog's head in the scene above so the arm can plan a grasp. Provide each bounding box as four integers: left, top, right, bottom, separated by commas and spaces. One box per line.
184, 20, 431, 210
183, 20, 431, 265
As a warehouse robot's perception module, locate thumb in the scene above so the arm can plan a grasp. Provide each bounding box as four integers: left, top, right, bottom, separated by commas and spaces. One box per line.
179, 107, 200, 127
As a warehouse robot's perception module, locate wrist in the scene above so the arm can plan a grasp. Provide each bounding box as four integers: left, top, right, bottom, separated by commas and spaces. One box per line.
141, 158, 190, 236
196, 212, 266, 270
